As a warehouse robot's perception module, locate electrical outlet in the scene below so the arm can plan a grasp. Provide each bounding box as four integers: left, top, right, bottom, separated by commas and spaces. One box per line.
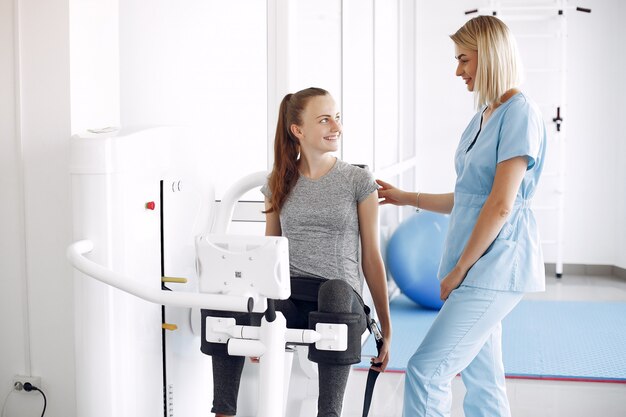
13, 375, 41, 392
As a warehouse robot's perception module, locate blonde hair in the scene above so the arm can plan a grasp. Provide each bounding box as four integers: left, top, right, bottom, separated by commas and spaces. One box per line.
450, 15, 523, 108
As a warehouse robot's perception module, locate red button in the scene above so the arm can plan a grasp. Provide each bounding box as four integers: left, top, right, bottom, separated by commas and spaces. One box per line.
146, 201, 156, 210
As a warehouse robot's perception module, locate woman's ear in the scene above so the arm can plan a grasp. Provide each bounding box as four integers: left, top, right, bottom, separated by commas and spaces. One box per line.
290, 124, 303, 140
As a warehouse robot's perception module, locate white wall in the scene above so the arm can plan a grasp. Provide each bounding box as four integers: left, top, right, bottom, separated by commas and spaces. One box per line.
0, 0, 31, 413
118, 0, 268, 199
415, 1, 475, 193
69, 0, 119, 132
1, 1, 76, 417
414, 0, 626, 268
611, 0, 626, 269
563, 0, 623, 268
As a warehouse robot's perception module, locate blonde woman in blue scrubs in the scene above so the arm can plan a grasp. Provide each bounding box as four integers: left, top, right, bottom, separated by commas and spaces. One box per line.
377, 16, 546, 417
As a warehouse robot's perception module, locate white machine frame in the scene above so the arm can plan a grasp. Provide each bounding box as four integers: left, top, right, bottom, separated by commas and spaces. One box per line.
67, 153, 347, 417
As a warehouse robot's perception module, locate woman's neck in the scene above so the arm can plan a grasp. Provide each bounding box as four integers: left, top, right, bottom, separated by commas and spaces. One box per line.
298, 154, 337, 179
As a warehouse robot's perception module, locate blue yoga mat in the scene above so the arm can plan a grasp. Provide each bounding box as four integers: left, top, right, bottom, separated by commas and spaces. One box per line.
357, 294, 626, 382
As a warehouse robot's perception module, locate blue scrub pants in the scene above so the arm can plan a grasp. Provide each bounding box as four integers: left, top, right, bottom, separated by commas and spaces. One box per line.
403, 285, 523, 417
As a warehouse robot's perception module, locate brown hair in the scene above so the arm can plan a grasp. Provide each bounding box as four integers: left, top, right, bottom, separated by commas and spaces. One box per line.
265, 87, 329, 213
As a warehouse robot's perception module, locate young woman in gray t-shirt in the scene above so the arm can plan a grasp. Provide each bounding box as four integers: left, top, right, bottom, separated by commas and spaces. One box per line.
210, 87, 392, 417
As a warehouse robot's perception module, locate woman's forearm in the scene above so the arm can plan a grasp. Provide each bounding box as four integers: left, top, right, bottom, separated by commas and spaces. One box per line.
415, 192, 455, 214
362, 254, 392, 338
455, 198, 510, 273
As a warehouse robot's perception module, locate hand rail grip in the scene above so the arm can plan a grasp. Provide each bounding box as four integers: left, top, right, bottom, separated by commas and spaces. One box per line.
212, 171, 268, 234
67, 240, 253, 312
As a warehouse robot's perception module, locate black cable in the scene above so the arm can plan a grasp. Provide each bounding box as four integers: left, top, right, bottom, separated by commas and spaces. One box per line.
23, 383, 46, 417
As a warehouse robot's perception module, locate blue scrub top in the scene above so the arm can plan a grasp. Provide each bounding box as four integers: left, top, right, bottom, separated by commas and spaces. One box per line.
438, 92, 547, 292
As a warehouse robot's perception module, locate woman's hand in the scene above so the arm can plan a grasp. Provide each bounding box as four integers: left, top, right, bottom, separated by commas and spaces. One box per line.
369, 336, 391, 372
440, 265, 468, 301
376, 179, 410, 207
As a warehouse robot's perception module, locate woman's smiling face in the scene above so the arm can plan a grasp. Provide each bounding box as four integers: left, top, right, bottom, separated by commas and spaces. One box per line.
291, 94, 342, 155
455, 45, 478, 92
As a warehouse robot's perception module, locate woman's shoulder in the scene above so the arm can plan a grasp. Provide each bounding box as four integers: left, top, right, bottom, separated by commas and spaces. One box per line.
334, 158, 369, 171
510, 91, 542, 110
501, 92, 542, 121
334, 160, 377, 201
335, 159, 374, 179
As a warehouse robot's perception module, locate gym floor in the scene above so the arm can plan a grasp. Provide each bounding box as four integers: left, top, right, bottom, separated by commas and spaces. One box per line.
342, 274, 626, 417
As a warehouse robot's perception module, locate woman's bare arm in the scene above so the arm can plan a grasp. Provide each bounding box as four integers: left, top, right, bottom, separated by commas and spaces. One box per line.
358, 191, 392, 371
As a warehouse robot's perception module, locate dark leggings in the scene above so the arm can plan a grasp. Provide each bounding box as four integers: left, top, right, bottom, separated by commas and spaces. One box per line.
210, 278, 366, 417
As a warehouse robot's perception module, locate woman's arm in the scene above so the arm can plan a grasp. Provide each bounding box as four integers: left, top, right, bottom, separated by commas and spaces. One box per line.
376, 179, 454, 214
264, 198, 282, 237
358, 191, 392, 371
440, 156, 528, 300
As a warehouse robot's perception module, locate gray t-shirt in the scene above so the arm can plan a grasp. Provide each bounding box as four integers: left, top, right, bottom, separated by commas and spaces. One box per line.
261, 159, 378, 294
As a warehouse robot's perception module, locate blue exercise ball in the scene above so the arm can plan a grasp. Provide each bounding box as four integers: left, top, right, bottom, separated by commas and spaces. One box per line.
386, 211, 449, 310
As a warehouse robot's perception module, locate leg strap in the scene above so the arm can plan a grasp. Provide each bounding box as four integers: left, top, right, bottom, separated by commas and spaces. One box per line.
308, 310, 363, 365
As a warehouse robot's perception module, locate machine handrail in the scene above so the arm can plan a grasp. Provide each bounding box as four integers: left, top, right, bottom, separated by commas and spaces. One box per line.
212, 171, 268, 234
67, 239, 253, 312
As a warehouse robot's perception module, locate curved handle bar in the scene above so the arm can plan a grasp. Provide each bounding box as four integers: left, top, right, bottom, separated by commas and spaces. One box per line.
67, 240, 253, 312
212, 171, 268, 234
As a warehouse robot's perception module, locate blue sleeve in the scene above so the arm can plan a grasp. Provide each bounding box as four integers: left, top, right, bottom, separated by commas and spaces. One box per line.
497, 98, 544, 170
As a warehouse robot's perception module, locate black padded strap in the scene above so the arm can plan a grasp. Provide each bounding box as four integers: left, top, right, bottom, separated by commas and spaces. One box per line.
362, 322, 383, 417
362, 368, 380, 417
308, 310, 363, 365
